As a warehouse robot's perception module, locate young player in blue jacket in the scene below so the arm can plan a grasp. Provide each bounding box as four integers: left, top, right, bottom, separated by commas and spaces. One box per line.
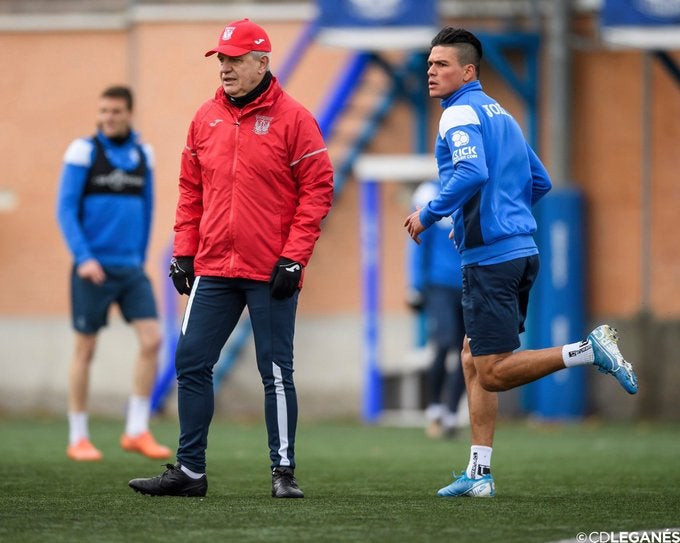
404, 28, 638, 497
57, 86, 170, 462
407, 180, 466, 438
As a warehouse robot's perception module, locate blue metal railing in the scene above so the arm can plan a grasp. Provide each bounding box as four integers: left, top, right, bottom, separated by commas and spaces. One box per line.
278, 20, 320, 86
476, 32, 540, 148
332, 52, 427, 195
150, 244, 179, 412
316, 52, 371, 140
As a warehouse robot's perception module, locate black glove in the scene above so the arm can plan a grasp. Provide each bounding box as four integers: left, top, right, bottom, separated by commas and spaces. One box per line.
269, 257, 302, 300
405, 288, 424, 312
169, 256, 195, 296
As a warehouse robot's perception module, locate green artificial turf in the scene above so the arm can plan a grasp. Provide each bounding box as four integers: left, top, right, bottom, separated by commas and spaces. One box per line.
1, 417, 678, 542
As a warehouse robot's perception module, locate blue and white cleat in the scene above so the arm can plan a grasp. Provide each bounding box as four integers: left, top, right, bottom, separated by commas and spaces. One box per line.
588, 324, 638, 394
437, 471, 495, 498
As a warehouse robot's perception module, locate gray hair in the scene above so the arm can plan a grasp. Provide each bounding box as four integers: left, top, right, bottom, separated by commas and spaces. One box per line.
251, 50, 272, 71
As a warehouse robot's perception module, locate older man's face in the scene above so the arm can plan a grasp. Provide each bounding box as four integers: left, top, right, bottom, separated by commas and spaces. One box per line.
217, 52, 268, 97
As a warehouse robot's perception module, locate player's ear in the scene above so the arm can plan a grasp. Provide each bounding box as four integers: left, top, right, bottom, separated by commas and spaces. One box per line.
464, 64, 476, 81
260, 54, 270, 73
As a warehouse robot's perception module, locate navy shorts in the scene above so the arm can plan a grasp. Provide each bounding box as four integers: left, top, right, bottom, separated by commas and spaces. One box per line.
461, 255, 539, 356
70, 265, 158, 334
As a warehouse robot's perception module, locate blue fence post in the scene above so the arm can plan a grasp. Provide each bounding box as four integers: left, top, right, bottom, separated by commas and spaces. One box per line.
151, 243, 179, 413
526, 188, 586, 420
360, 179, 382, 423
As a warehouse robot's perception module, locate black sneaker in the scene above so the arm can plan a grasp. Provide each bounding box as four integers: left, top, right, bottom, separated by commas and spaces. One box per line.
271, 467, 304, 498
128, 463, 207, 497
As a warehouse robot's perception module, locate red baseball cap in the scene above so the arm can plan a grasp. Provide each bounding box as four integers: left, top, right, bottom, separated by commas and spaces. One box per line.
205, 19, 272, 57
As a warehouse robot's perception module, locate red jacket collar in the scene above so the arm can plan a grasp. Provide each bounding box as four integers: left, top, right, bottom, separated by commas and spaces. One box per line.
214, 75, 282, 113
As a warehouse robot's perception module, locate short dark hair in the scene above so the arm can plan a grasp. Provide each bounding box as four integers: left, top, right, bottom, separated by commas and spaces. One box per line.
431, 27, 483, 76
100, 85, 134, 112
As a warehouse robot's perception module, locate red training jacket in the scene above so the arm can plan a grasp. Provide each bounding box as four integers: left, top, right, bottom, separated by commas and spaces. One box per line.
173, 78, 334, 286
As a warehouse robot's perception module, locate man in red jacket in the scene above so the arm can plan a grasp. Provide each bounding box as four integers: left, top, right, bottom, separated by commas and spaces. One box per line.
129, 19, 334, 499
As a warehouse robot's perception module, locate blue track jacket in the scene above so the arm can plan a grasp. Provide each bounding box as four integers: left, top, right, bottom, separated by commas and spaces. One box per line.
408, 181, 462, 291
56, 130, 154, 268
419, 80, 552, 266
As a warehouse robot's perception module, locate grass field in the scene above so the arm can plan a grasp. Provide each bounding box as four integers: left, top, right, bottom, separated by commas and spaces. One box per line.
1, 416, 678, 543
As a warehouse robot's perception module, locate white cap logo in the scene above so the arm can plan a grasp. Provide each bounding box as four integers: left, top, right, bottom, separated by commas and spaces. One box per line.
222, 26, 235, 40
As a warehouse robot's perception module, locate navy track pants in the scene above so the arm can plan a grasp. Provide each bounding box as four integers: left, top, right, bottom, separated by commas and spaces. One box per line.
174, 276, 298, 473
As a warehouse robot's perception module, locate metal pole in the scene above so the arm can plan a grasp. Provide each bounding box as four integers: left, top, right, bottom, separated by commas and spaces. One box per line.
638, 53, 656, 419
641, 52, 652, 312
547, 0, 571, 187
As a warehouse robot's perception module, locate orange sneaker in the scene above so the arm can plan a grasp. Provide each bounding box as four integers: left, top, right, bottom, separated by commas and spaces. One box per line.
67, 438, 103, 461
120, 431, 172, 460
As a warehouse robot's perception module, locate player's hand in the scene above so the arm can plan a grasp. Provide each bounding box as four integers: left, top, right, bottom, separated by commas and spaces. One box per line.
169, 256, 195, 295
448, 228, 458, 250
269, 257, 302, 300
77, 259, 106, 285
403, 208, 425, 244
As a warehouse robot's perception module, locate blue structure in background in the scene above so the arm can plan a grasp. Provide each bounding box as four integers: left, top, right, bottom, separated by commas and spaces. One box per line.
359, 180, 382, 421
524, 189, 586, 419
150, 244, 179, 412
601, 0, 680, 27
600, 0, 680, 87
477, 32, 541, 152
316, 0, 437, 28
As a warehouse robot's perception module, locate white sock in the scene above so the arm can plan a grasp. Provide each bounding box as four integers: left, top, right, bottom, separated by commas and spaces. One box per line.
124, 395, 150, 437
562, 339, 594, 367
466, 446, 492, 479
425, 403, 445, 422
180, 465, 205, 479
68, 412, 89, 445
442, 411, 458, 430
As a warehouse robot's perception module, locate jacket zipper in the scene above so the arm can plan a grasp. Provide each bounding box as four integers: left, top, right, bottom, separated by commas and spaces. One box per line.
228, 112, 241, 271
